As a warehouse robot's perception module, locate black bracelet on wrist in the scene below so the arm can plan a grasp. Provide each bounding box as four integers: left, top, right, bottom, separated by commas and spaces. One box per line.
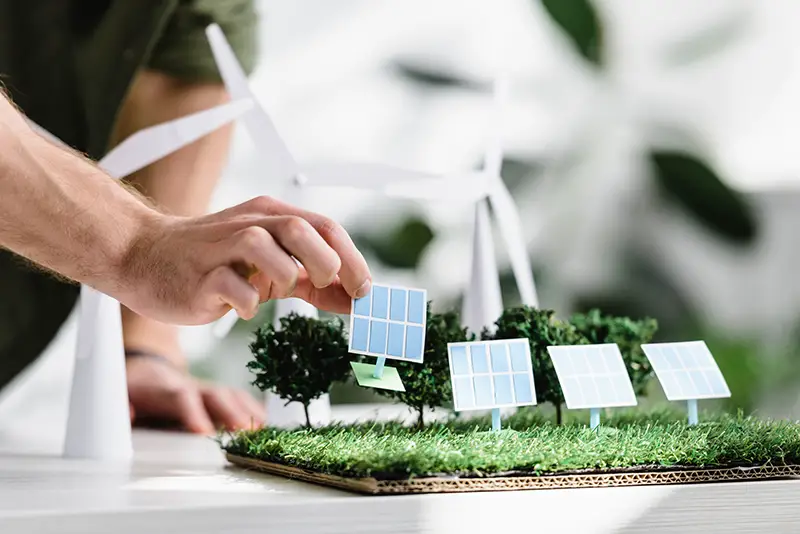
124, 348, 177, 369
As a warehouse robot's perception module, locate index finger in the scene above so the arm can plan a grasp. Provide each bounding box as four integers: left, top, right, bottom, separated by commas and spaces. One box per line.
250, 196, 372, 298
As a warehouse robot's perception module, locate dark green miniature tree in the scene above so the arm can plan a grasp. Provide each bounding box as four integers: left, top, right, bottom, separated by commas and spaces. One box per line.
248, 312, 351, 427
484, 306, 588, 424
569, 309, 658, 395
375, 303, 473, 428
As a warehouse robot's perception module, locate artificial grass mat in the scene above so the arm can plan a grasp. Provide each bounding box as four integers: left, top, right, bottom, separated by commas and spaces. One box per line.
222, 408, 800, 480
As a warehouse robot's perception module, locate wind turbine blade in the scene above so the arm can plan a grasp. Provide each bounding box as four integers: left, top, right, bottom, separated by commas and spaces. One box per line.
300, 162, 439, 191
462, 199, 504, 334
483, 78, 509, 177
206, 23, 299, 182
381, 173, 491, 203
99, 99, 253, 180
488, 180, 539, 307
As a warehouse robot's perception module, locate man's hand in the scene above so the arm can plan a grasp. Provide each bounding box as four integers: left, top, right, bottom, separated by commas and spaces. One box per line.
126, 354, 265, 434
116, 194, 372, 326
0, 88, 372, 327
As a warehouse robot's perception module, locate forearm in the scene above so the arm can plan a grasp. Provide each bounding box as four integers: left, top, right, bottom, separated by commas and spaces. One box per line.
113, 70, 233, 215
0, 93, 154, 295
112, 71, 234, 361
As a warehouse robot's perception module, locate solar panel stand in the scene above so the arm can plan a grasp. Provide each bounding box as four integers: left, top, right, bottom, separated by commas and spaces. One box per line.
687, 399, 698, 426
373, 357, 386, 379
590, 408, 601, 430
491, 408, 501, 432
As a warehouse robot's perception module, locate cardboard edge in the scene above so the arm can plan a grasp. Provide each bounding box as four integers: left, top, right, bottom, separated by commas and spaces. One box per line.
226, 453, 381, 495
226, 454, 800, 495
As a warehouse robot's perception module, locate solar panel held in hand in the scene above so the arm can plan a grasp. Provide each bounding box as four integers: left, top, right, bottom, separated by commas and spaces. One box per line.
448, 339, 537, 411
349, 284, 427, 363
641, 341, 730, 401
547, 344, 637, 410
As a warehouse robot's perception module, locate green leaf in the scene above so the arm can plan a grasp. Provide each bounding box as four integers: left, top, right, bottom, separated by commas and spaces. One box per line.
353, 215, 435, 270
392, 60, 488, 91
650, 150, 758, 245
540, 0, 603, 67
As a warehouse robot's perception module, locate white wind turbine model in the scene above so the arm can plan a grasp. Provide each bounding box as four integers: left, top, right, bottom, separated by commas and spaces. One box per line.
382, 79, 540, 334
205, 23, 438, 427
29, 98, 253, 461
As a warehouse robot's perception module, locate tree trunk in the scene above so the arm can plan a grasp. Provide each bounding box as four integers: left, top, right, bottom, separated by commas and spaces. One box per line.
303, 403, 311, 428
417, 407, 424, 429
556, 403, 562, 425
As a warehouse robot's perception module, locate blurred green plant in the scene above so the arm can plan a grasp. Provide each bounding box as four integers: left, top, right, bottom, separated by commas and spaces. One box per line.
382, 0, 758, 305
650, 151, 757, 243
540, 0, 603, 66
351, 214, 434, 270
539, 0, 758, 247
392, 61, 490, 91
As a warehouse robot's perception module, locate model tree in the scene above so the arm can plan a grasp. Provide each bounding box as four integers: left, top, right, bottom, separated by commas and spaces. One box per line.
485, 306, 588, 424
376, 303, 473, 428
569, 309, 659, 395
248, 312, 351, 427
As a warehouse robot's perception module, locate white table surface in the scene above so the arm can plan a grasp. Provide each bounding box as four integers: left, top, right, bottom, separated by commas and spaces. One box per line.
0, 402, 799, 534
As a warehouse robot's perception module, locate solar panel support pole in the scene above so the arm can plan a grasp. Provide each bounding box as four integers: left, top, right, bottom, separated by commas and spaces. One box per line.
491, 408, 501, 431
373, 357, 386, 379
687, 399, 698, 426
590, 408, 600, 430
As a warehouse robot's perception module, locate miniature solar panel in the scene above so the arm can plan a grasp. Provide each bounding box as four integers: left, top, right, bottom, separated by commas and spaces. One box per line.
547, 344, 638, 409
349, 284, 427, 363
641, 341, 730, 401
448, 339, 537, 411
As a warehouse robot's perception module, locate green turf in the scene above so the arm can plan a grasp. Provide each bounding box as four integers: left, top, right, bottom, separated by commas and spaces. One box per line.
221, 408, 800, 480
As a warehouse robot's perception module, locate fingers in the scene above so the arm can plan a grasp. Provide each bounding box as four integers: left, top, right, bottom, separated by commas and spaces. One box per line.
221, 217, 346, 304
257, 217, 341, 289
306, 214, 371, 299
236, 196, 372, 298
199, 265, 260, 321
231, 389, 266, 428
172, 387, 216, 435
228, 225, 300, 299
201, 386, 255, 431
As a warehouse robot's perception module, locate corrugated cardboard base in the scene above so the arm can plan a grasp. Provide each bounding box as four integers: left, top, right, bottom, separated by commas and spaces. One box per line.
226, 454, 800, 495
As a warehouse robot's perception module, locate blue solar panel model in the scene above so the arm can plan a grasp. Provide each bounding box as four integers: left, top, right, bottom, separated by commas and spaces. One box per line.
547, 344, 637, 429
448, 339, 537, 431
641, 341, 730, 425
349, 284, 427, 390
349, 284, 427, 362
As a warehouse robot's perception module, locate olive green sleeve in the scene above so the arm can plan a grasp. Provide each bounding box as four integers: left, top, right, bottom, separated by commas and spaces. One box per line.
145, 0, 259, 81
